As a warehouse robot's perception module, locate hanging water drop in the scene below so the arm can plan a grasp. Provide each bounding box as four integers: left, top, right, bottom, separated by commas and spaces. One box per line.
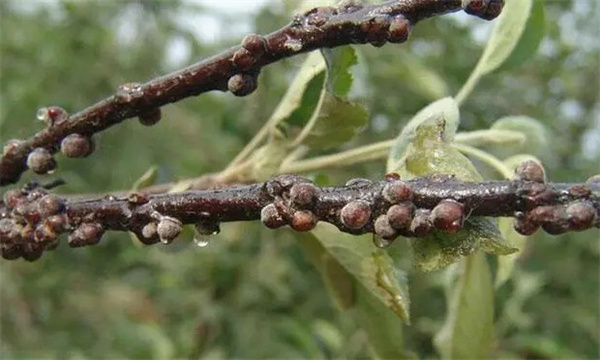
36, 107, 49, 122
193, 220, 220, 248
193, 234, 210, 248
372, 234, 392, 249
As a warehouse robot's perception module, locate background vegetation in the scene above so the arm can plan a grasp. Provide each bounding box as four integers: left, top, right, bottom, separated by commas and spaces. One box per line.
1, 0, 598, 358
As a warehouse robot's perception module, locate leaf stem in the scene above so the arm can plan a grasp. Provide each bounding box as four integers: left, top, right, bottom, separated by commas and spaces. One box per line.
452, 143, 513, 179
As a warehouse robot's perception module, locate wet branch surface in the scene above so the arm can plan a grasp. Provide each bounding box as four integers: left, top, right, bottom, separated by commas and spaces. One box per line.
1, 171, 599, 262
0, 0, 504, 186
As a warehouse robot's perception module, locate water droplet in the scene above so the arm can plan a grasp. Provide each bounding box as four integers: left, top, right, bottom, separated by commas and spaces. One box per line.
194, 220, 220, 235
160, 237, 170, 244
372, 234, 392, 249
36, 108, 48, 122
193, 234, 210, 248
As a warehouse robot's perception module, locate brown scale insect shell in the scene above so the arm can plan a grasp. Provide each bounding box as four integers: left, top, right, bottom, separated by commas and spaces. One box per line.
228, 74, 257, 97
567, 184, 591, 198
27, 148, 56, 175
22, 243, 45, 262
3, 139, 23, 157
464, 0, 504, 20
0, 218, 22, 241
566, 202, 597, 231
515, 160, 546, 183
127, 192, 150, 206
261, 203, 287, 229
61, 133, 94, 158
232, 48, 256, 71
37, 194, 64, 218
156, 217, 183, 244
387, 202, 414, 230
387, 16, 411, 43
523, 183, 556, 209
43, 214, 68, 233
241, 34, 266, 56
290, 210, 317, 232
431, 200, 465, 233
303, 5, 336, 26
138, 108, 162, 127
137, 223, 160, 245
1, 243, 23, 260
289, 183, 317, 207
410, 209, 432, 237
3, 189, 23, 209
361, 16, 390, 45
513, 215, 540, 236
529, 206, 569, 235
68, 223, 104, 247
374, 215, 398, 240
382, 180, 413, 204
34, 223, 58, 244
340, 200, 371, 230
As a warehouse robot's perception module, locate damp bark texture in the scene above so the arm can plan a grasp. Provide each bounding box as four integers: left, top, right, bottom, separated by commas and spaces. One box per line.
1, 172, 599, 261
0, 0, 504, 185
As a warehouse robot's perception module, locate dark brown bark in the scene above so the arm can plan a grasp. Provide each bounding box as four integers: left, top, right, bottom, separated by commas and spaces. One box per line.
0, 0, 504, 186
1, 172, 598, 262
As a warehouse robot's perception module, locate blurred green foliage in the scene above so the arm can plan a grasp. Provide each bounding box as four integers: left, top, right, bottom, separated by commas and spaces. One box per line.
0, 1, 598, 359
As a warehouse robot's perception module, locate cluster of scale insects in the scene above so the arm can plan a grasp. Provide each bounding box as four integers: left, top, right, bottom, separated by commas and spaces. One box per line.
0, 0, 499, 183
259, 174, 470, 249
1, 0, 597, 262
1, 160, 599, 262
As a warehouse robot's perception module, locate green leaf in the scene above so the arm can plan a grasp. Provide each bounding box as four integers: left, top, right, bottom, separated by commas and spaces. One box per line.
411, 217, 516, 272
495, 217, 528, 288
293, 47, 368, 150
321, 47, 357, 96
394, 51, 449, 101
502, 154, 542, 172
478, 0, 535, 74
297, 227, 408, 358
301, 93, 368, 149
453, 129, 526, 148
494, 155, 540, 287
389, 115, 515, 271
356, 284, 407, 360
456, 0, 538, 103
285, 71, 326, 127
132, 166, 158, 190
402, 118, 480, 181
498, 0, 546, 72
298, 224, 410, 323
490, 116, 551, 160
269, 51, 326, 127
434, 252, 494, 360
387, 97, 460, 173
250, 136, 290, 181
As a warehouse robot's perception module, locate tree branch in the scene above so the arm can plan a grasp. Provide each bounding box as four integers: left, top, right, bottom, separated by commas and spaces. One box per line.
0, 0, 504, 186
2, 166, 598, 261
